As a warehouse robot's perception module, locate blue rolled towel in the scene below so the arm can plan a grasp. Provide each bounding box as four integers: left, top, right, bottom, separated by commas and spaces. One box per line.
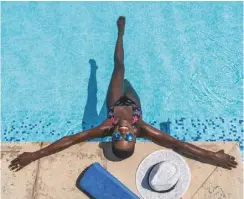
77, 162, 140, 199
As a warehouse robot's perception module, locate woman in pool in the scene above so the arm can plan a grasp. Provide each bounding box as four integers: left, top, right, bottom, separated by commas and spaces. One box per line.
9, 16, 237, 172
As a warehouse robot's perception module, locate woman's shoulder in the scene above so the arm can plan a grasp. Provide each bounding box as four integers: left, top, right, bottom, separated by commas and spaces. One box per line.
134, 119, 148, 136
99, 119, 115, 134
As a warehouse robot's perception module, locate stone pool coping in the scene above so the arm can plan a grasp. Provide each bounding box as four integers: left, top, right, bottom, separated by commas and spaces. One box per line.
1, 141, 243, 199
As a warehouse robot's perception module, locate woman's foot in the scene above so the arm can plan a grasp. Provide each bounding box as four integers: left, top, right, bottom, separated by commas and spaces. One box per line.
117, 16, 125, 36
89, 59, 98, 70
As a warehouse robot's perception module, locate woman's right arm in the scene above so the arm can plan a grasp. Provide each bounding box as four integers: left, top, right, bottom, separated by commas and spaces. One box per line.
9, 120, 113, 172
33, 126, 104, 159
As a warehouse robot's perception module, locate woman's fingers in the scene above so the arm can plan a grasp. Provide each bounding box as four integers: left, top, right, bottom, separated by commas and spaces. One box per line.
223, 165, 232, 170
230, 160, 238, 167
9, 158, 22, 171
9, 163, 19, 170
227, 154, 235, 160
15, 166, 23, 172
9, 162, 17, 169
225, 157, 238, 168
228, 162, 237, 168
232, 160, 238, 165
9, 164, 23, 172
10, 165, 19, 171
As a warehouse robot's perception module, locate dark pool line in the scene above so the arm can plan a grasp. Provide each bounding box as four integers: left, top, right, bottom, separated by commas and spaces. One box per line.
2, 118, 243, 147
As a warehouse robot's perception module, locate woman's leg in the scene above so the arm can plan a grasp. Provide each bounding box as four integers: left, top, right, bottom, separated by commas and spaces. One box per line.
106, 16, 126, 108
124, 79, 141, 108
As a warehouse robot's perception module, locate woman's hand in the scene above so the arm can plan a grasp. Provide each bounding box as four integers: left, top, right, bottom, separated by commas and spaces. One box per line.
99, 118, 118, 131
210, 149, 238, 170
9, 152, 37, 172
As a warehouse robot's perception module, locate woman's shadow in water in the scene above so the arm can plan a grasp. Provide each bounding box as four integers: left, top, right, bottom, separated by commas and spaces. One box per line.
81, 59, 125, 162
82, 59, 107, 132
77, 59, 118, 198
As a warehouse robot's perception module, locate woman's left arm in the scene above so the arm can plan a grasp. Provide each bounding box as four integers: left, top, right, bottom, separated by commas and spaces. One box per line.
138, 120, 238, 169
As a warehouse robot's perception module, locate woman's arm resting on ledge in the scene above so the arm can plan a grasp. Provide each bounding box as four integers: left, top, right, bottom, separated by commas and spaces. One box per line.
32, 126, 104, 159
139, 120, 238, 170
9, 120, 113, 172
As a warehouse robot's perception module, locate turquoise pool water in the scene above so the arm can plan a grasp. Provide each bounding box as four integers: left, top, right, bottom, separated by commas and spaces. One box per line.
1, 2, 243, 154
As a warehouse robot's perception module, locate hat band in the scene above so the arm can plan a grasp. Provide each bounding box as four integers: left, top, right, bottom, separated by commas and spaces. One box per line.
147, 161, 179, 193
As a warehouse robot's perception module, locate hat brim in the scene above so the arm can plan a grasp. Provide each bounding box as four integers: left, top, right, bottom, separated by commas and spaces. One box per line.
136, 150, 191, 199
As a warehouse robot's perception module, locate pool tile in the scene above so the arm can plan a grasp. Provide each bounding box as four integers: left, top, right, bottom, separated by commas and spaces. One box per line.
192, 143, 243, 199
33, 142, 105, 199
1, 151, 39, 199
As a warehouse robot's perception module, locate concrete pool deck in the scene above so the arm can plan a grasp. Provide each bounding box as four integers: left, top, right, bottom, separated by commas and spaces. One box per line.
1, 142, 243, 199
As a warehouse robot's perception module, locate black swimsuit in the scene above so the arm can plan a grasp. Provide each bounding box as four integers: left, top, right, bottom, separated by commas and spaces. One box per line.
107, 96, 142, 125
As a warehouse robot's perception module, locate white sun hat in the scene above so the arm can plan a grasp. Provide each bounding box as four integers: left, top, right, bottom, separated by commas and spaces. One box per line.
136, 150, 191, 199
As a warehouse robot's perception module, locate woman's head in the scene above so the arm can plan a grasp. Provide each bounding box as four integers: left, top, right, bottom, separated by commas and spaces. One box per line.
111, 119, 136, 159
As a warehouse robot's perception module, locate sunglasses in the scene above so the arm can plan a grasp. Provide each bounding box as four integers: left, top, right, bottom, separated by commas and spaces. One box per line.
112, 131, 135, 142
